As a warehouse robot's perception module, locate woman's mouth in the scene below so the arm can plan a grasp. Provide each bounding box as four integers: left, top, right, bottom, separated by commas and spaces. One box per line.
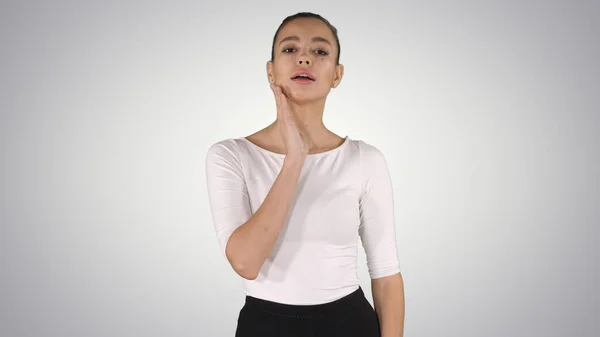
291, 71, 316, 84
291, 76, 315, 84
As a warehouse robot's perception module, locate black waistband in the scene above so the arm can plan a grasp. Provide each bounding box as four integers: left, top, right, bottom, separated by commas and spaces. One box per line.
243, 286, 366, 317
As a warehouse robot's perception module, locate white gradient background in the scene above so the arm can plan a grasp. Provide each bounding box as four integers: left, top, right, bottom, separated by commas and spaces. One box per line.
1, 0, 599, 336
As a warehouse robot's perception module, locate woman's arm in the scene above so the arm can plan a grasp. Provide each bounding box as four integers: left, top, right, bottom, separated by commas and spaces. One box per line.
357, 141, 405, 336
372, 273, 405, 337
205, 141, 305, 280
224, 154, 304, 279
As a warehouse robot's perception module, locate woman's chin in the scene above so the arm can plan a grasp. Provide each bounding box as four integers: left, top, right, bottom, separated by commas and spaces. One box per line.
288, 88, 329, 104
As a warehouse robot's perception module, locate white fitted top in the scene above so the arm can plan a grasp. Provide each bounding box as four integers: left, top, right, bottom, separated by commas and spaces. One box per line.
205, 136, 400, 305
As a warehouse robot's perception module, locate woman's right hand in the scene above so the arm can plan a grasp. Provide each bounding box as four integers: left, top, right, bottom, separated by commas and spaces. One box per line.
270, 84, 310, 158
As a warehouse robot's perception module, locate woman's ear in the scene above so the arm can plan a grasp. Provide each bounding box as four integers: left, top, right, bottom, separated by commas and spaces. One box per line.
332, 64, 344, 88
266, 60, 274, 84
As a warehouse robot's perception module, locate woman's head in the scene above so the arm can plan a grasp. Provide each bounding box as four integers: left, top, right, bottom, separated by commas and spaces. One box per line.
270, 12, 341, 65
267, 12, 344, 104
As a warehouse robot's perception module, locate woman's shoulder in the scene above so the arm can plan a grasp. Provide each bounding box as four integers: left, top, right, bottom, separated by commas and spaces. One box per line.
343, 137, 387, 160
207, 136, 245, 150
205, 137, 250, 163
206, 137, 236, 152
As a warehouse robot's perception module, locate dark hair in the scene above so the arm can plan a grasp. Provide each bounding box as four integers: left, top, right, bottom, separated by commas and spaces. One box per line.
270, 12, 341, 65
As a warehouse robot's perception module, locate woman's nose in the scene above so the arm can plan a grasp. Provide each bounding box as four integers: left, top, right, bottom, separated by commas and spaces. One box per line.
298, 56, 311, 65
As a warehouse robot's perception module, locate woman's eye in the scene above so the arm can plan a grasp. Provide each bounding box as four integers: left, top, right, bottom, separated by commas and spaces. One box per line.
282, 48, 328, 56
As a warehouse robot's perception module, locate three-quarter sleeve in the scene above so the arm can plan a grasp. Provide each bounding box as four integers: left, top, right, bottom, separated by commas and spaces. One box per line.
205, 140, 252, 258
358, 141, 401, 279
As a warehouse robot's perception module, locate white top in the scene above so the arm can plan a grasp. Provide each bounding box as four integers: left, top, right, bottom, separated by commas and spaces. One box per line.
205, 136, 400, 305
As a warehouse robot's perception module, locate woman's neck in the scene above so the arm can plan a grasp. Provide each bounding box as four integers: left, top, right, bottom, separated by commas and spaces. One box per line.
287, 99, 329, 141
256, 97, 342, 154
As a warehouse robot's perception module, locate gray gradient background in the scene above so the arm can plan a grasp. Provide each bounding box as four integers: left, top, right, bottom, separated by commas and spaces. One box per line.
1, 0, 598, 336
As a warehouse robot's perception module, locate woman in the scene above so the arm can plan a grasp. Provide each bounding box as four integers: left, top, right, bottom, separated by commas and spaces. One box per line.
205, 12, 405, 337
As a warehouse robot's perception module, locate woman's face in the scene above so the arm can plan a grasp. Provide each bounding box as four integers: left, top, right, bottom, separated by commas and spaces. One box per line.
267, 18, 344, 104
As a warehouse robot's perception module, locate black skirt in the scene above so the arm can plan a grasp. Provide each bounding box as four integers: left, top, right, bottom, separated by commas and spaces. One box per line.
235, 286, 381, 337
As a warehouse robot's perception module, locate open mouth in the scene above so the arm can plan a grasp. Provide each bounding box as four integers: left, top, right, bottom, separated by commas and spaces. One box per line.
291, 71, 316, 81
292, 75, 314, 81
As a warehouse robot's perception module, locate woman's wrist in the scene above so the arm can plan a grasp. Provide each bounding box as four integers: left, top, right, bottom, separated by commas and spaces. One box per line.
283, 152, 307, 168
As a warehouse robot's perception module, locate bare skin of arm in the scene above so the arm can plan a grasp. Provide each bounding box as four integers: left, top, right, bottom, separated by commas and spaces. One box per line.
225, 154, 304, 279
372, 272, 405, 337
225, 84, 310, 280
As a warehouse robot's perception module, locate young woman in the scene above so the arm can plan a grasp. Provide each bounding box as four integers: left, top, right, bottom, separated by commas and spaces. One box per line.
206, 12, 405, 337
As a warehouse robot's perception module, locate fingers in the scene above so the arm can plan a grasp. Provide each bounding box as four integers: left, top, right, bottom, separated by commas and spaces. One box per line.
278, 92, 294, 125
270, 83, 279, 107
270, 83, 282, 120
270, 84, 298, 128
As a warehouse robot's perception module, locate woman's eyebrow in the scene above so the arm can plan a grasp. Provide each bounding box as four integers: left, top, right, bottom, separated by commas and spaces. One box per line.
279, 35, 332, 46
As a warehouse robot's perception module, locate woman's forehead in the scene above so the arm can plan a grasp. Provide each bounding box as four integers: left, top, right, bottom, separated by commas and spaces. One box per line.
277, 19, 334, 43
